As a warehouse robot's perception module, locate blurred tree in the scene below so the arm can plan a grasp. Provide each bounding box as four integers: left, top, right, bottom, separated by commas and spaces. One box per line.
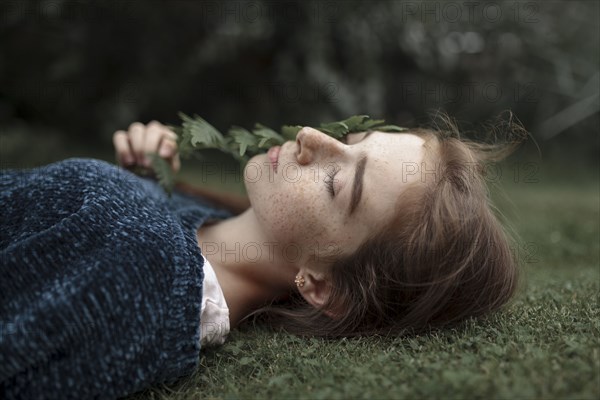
0, 0, 598, 167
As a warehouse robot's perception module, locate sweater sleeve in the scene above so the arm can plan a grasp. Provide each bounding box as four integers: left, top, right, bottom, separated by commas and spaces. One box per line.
0, 158, 231, 400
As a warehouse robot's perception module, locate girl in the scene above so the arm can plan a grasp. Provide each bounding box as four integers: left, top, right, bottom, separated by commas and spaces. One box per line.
0, 117, 523, 399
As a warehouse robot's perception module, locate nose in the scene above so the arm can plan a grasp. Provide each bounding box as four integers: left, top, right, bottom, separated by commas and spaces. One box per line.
295, 127, 345, 165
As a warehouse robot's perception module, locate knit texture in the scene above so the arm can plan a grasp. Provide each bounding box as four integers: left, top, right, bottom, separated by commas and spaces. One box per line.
0, 158, 232, 399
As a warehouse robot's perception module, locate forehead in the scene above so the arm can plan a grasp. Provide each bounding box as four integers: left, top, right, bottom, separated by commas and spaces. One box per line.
356, 131, 426, 224
362, 131, 426, 162
348, 130, 426, 149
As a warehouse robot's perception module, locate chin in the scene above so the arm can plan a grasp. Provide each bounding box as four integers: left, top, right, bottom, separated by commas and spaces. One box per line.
243, 154, 264, 188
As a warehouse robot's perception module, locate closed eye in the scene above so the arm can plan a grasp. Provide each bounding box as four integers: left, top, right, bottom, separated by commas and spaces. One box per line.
324, 167, 339, 197
326, 131, 372, 199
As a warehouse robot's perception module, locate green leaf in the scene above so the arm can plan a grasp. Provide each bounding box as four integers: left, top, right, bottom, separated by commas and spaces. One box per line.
148, 153, 175, 197
337, 114, 370, 131
281, 125, 302, 141
229, 126, 258, 156
178, 112, 225, 149
253, 123, 285, 148
174, 124, 195, 158
355, 118, 385, 130
319, 121, 349, 138
369, 124, 408, 132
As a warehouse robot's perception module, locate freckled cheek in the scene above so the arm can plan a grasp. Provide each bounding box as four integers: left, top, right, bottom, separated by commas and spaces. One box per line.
249, 169, 333, 241
267, 191, 329, 241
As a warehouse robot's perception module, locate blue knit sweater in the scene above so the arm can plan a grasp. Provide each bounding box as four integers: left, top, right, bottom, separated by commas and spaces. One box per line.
0, 158, 232, 399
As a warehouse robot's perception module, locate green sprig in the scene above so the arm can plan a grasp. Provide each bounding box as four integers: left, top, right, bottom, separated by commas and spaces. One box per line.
154, 113, 408, 194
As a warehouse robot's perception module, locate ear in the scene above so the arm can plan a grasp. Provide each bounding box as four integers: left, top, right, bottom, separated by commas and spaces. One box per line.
297, 270, 340, 319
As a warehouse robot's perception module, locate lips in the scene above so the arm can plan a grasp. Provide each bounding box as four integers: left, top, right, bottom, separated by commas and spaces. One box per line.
268, 145, 281, 173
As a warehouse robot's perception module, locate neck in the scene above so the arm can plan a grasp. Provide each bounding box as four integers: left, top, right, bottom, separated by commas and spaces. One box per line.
196, 208, 298, 328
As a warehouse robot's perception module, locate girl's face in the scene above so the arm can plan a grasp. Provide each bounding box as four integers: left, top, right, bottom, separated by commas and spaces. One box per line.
244, 127, 426, 270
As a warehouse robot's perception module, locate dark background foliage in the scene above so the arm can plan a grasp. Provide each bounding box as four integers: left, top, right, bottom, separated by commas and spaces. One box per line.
1, 0, 598, 172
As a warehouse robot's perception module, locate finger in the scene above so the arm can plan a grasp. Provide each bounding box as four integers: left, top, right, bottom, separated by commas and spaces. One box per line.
163, 128, 178, 141
128, 122, 146, 165
144, 122, 164, 167
158, 140, 180, 172
158, 135, 177, 158
172, 153, 181, 173
157, 124, 178, 145
113, 131, 135, 166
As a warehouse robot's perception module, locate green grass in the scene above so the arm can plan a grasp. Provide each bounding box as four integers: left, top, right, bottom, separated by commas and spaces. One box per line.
121, 167, 599, 400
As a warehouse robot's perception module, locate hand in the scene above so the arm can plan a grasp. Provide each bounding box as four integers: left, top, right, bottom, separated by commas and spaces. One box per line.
112, 121, 181, 173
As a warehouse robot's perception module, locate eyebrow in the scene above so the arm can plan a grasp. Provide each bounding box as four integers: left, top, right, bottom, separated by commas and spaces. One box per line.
348, 131, 375, 216
349, 155, 367, 216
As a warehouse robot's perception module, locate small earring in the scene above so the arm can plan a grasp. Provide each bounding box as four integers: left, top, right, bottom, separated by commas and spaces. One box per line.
294, 275, 305, 288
